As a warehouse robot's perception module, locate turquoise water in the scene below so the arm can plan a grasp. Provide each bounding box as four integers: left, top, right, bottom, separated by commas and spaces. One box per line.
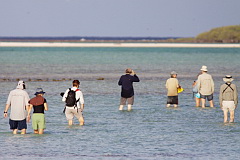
0, 47, 240, 159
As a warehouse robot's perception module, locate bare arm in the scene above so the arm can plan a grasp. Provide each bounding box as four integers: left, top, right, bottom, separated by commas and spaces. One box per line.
44, 103, 48, 111
3, 104, 10, 118
81, 104, 84, 111
27, 104, 33, 122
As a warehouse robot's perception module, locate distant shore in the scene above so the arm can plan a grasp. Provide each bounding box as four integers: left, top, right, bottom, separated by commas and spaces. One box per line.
0, 42, 240, 48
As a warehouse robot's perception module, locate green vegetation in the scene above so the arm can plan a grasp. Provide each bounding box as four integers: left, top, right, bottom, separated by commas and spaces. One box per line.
195, 25, 240, 43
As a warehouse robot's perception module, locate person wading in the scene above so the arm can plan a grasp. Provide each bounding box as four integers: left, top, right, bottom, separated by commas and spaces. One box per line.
118, 68, 140, 111
3, 81, 30, 134
62, 80, 85, 125
197, 66, 214, 108
219, 75, 238, 123
27, 88, 48, 134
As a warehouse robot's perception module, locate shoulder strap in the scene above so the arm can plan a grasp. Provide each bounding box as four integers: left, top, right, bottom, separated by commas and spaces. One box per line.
75, 89, 80, 102
222, 83, 234, 93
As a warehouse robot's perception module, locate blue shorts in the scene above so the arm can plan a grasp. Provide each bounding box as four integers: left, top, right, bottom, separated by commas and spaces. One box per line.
9, 119, 27, 130
200, 94, 213, 101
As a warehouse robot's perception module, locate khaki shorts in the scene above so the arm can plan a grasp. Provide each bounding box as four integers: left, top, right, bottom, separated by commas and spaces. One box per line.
120, 96, 134, 105
222, 101, 235, 112
65, 107, 83, 120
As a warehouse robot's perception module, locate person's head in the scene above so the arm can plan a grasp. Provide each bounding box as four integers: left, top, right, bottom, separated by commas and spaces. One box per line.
34, 88, 45, 96
170, 71, 177, 78
16, 80, 26, 90
223, 75, 234, 84
72, 80, 80, 87
200, 65, 208, 73
125, 68, 132, 74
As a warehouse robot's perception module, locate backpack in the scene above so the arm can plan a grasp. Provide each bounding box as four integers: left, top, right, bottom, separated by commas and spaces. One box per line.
65, 88, 79, 107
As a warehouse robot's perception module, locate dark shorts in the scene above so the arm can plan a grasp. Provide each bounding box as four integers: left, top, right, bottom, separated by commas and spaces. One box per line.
120, 96, 134, 105
200, 94, 213, 101
167, 96, 178, 105
9, 119, 27, 130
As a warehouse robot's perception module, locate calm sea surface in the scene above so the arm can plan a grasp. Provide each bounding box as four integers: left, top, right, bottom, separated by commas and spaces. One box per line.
0, 47, 240, 160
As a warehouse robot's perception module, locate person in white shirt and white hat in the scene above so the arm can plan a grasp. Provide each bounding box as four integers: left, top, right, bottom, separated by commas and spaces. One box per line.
3, 81, 30, 134
197, 65, 215, 108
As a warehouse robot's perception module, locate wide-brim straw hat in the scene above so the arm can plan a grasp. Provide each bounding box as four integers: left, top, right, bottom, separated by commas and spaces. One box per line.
223, 75, 234, 83
200, 65, 208, 72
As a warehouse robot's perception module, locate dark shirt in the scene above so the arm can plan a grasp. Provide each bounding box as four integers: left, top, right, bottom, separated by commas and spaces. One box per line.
118, 74, 140, 98
29, 96, 47, 114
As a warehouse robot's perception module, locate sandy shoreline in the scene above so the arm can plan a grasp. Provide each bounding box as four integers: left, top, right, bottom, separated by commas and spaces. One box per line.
0, 42, 240, 48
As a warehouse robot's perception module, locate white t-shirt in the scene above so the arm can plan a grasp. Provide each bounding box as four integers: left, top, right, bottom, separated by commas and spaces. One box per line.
62, 87, 84, 108
6, 89, 30, 120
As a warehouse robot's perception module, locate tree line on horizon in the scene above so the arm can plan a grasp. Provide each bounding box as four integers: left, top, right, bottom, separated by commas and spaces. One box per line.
174, 25, 240, 43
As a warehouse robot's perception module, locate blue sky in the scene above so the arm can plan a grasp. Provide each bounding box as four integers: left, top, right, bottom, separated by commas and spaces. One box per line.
0, 0, 239, 37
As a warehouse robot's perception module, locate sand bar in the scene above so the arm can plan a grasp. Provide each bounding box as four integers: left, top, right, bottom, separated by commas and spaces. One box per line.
0, 42, 240, 48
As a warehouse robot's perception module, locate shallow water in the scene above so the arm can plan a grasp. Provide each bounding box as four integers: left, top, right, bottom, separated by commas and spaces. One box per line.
0, 47, 240, 159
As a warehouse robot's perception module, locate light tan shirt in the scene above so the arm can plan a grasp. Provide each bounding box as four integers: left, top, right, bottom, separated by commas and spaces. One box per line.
197, 73, 214, 95
219, 83, 238, 107
166, 78, 179, 96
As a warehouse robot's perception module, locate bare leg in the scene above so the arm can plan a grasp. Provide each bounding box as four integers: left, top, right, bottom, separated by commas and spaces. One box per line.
38, 129, 44, 134
196, 98, 200, 107
13, 129, 18, 134
229, 110, 235, 123
223, 110, 228, 123
79, 117, 84, 126
34, 130, 39, 134
119, 105, 124, 111
68, 120, 73, 126
20, 129, 26, 135
201, 98, 206, 108
166, 104, 171, 107
127, 104, 132, 111
209, 100, 214, 107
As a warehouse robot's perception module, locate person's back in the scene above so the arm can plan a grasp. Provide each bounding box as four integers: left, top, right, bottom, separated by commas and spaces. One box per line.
198, 73, 214, 95
118, 68, 140, 111
165, 71, 180, 108
166, 78, 179, 96
219, 75, 238, 123
119, 74, 140, 98
8, 88, 29, 121
220, 83, 238, 106
4, 81, 30, 134
27, 88, 48, 134
197, 66, 214, 108
62, 80, 85, 126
